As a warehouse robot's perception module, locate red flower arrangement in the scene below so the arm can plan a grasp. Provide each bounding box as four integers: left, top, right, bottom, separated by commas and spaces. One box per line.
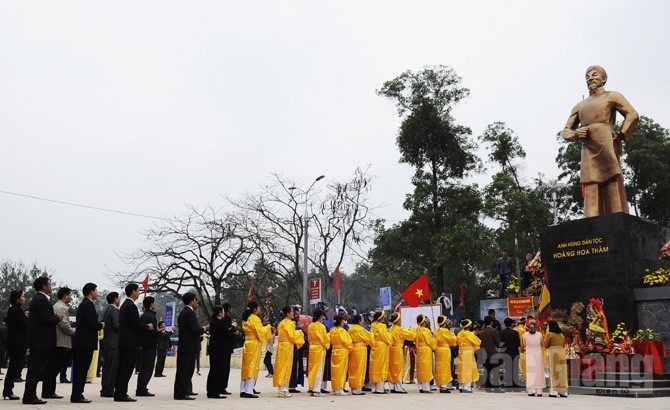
660, 240, 670, 260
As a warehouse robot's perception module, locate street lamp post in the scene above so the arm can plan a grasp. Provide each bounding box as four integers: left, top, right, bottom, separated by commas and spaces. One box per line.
300, 175, 325, 310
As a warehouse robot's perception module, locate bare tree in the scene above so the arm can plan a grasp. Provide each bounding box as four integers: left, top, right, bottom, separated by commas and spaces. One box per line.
230, 168, 376, 309
228, 175, 308, 306
312, 166, 376, 305
122, 205, 255, 316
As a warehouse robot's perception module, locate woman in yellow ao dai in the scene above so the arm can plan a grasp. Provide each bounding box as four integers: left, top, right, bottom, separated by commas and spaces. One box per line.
329, 315, 354, 396
347, 314, 374, 395
369, 310, 392, 394
240, 301, 272, 398
456, 318, 481, 393
387, 312, 415, 394
434, 315, 457, 392
307, 309, 330, 397
414, 314, 437, 393
273, 306, 305, 398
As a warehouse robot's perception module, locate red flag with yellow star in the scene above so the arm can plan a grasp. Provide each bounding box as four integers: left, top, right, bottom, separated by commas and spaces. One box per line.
401, 273, 431, 307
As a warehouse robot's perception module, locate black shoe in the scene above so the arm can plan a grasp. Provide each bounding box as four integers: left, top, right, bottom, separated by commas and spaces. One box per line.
23, 398, 47, 405
154, 374, 166, 378
320, 389, 329, 394
114, 396, 137, 402
419, 390, 432, 394
71, 397, 92, 403
15, 378, 24, 383
188, 392, 198, 396
60, 380, 71, 384
175, 396, 196, 400
549, 394, 558, 398
352, 392, 365, 395
253, 389, 260, 395
240, 392, 259, 398
391, 390, 408, 394
100, 393, 115, 398
343, 389, 349, 393
372, 391, 385, 394
207, 394, 227, 399
528, 393, 536, 396
288, 389, 300, 393
136, 392, 155, 397
221, 390, 232, 395
4, 394, 20, 400
362, 387, 372, 392
42, 394, 63, 399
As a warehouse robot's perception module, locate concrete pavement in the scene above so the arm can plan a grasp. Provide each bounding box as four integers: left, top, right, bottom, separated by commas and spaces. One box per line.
3, 367, 664, 409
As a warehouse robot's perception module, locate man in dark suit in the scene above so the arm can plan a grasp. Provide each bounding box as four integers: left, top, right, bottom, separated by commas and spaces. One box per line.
100, 292, 120, 398
173, 293, 208, 400
71, 283, 105, 403
154, 321, 172, 378
114, 284, 153, 402
499, 317, 521, 389
478, 315, 502, 392
220, 303, 237, 395
136, 296, 158, 396
22, 276, 63, 405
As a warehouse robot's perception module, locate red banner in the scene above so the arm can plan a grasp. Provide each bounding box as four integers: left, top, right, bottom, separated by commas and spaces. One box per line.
507, 296, 533, 318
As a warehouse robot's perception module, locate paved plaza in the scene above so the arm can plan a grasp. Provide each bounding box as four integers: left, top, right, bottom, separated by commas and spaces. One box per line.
2, 367, 665, 410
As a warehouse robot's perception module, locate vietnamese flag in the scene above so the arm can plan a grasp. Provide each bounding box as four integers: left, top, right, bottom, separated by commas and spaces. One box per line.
401, 273, 431, 307
334, 264, 341, 292
141, 275, 149, 296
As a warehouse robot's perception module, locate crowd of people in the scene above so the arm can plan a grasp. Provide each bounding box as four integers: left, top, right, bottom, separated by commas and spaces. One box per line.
1, 276, 569, 404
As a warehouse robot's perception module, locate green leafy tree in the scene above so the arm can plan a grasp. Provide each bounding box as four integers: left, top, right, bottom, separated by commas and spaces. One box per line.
481, 122, 553, 255
623, 116, 670, 225
0, 260, 80, 317
376, 66, 481, 291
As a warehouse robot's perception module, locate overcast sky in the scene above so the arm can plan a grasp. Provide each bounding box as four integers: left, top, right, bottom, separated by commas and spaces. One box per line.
2, 1, 669, 291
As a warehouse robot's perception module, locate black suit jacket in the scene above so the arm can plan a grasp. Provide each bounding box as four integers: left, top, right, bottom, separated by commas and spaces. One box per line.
220, 316, 236, 354
117, 298, 149, 349
27, 292, 59, 350
73, 298, 103, 350
140, 310, 159, 348
157, 329, 173, 350
208, 317, 226, 355
499, 327, 521, 358
5, 305, 28, 347
177, 307, 204, 353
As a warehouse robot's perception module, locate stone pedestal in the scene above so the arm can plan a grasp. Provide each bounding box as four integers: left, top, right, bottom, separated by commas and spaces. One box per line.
634, 286, 670, 373
540, 213, 670, 330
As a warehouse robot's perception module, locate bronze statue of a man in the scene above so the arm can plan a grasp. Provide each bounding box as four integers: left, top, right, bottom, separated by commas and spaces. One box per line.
562, 65, 639, 217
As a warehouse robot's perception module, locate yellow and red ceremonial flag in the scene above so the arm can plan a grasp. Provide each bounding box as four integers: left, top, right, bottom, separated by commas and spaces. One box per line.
538, 272, 551, 323
401, 272, 431, 307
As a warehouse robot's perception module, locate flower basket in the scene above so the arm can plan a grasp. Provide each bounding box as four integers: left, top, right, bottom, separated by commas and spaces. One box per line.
661, 239, 670, 260
642, 267, 670, 287
506, 282, 520, 295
